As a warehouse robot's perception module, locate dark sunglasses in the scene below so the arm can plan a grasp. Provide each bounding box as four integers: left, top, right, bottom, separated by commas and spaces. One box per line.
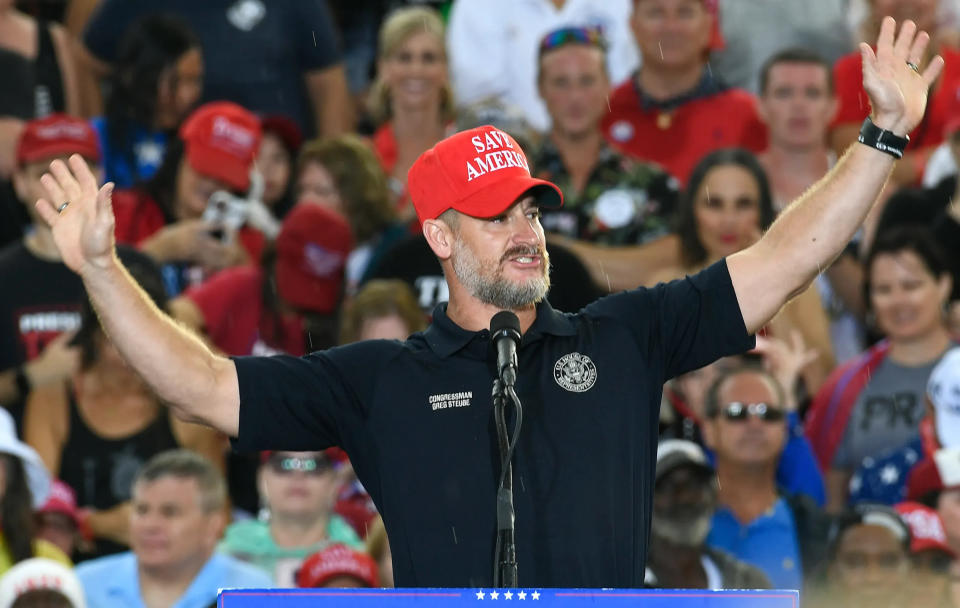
717, 402, 786, 423
267, 454, 333, 475
539, 26, 607, 56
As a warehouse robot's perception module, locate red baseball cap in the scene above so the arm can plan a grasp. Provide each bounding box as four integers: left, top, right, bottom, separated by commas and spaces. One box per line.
179, 101, 261, 192
296, 544, 379, 588
275, 204, 353, 314
260, 114, 303, 154
895, 501, 956, 558
16, 114, 100, 166
408, 125, 562, 225
37, 480, 93, 542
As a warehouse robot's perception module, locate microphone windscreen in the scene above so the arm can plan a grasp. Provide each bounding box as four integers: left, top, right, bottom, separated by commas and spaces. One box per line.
490, 310, 521, 341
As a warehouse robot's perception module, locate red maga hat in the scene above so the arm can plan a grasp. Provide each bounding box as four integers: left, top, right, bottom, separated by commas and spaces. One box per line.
275, 204, 353, 314
16, 114, 100, 166
179, 101, 261, 192
895, 501, 956, 558
297, 544, 379, 588
408, 125, 562, 225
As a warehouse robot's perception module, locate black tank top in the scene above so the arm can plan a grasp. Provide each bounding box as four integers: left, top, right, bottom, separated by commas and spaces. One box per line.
33, 20, 64, 116
59, 389, 180, 558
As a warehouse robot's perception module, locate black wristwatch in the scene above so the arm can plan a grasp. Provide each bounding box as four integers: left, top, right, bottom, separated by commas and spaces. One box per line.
14, 366, 31, 399
858, 116, 909, 159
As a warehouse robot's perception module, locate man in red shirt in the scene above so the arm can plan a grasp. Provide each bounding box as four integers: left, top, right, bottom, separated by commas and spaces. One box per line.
601, 0, 766, 183
830, 0, 960, 186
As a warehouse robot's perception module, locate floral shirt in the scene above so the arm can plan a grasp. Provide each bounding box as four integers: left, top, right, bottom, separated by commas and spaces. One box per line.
531, 139, 679, 246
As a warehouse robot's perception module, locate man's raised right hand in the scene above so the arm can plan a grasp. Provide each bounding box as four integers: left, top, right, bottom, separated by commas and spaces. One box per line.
35, 155, 117, 275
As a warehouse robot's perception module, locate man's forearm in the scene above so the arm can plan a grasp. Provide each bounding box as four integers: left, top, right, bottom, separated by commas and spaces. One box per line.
81, 254, 238, 434
761, 142, 895, 295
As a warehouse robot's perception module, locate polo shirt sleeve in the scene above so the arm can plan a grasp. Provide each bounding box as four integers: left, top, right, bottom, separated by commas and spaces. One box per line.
290, 0, 341, 72
585, 259, 754, 381
230, 340, 393, 452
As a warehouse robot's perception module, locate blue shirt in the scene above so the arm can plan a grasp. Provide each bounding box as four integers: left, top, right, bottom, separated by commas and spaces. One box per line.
231, 260, 755, 588
89, 117, 168, 188
76, 551, 273, 608
707, 498, 803, 590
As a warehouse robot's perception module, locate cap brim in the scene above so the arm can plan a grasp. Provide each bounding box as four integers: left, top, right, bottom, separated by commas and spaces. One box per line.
186, 143, 250, 192
452, 175, 563, 219
655, 457, 714, 484
19, 144, 100, 166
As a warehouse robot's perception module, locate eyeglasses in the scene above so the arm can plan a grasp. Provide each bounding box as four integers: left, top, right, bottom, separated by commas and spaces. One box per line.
717, 402, 786, 423
267, 454, 333, 476
538, 26, 607, 56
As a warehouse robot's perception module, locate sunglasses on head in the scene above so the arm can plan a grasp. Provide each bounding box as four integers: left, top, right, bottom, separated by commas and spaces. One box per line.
717, 402, 786, 423
539, 26, 607, 55
267, 454, 333, 475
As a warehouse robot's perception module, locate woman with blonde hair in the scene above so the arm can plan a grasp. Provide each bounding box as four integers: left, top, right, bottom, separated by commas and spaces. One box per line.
368, 6, 456, 215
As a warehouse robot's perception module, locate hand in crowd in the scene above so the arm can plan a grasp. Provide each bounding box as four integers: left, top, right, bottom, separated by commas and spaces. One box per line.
752, 330, 818, 412
24, 331, 80, 389
862, 17, 944, 134
34, 156, 116, 274
140, 220, 248, 271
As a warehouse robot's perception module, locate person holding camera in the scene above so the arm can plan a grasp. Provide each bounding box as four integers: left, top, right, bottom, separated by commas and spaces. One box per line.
110, 101, 265, 295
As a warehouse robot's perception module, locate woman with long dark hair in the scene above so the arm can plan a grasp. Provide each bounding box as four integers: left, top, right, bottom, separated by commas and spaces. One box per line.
0, 407, 68, 573
90, 14, 202, 188
648, 148, 835, 393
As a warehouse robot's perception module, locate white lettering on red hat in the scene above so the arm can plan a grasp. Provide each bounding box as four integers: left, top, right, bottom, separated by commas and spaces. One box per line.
303, 244, 344, 278
35, 123, 89, 141
211, 116, 255, 154
901, 509, 948, 543
464, 130, 529, 183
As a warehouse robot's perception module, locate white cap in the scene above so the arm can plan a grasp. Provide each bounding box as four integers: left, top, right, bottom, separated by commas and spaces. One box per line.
655, 439, 713, 483
0, 558, 86, 608
0, 408, 49, 507
929, 347, 960, 447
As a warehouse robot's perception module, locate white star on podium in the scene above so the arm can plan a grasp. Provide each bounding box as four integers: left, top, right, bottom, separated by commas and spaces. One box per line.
518, 591, 527, 600
504, 591, 513, 600
531, 591, 541, 600
476, 591, 485, 600
491, 591, 500, 600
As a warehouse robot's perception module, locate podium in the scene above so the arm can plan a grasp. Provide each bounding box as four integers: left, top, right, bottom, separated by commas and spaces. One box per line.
217, 588, 799, 607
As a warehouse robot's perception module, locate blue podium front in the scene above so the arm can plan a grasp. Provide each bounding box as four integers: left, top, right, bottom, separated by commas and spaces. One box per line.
218, 588, 798, 607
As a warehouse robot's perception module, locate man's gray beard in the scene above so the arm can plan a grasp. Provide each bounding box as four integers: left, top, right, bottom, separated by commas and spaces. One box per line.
650, 510, 712, 547
451, 236, 551, 309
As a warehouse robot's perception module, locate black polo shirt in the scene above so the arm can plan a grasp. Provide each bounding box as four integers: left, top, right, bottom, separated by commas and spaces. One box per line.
232, 260, 753, 587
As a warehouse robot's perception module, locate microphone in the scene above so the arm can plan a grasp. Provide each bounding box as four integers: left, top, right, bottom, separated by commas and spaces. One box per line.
490, 311, 521, 387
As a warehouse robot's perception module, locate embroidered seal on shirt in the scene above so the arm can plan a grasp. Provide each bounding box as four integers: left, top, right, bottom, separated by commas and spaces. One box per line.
554, 352, 597, 393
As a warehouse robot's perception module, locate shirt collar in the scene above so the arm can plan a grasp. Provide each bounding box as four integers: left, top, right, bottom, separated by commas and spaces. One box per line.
633, 68, 728, 112
423, 299, 577, 359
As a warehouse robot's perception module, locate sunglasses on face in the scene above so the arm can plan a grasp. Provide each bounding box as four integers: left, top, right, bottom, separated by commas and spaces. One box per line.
717, 402, 786, 423
539, 26, 607, 55
267, 455, 333, 476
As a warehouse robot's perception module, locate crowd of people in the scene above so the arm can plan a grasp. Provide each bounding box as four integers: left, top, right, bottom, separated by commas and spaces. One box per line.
0, 0, 959, 606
